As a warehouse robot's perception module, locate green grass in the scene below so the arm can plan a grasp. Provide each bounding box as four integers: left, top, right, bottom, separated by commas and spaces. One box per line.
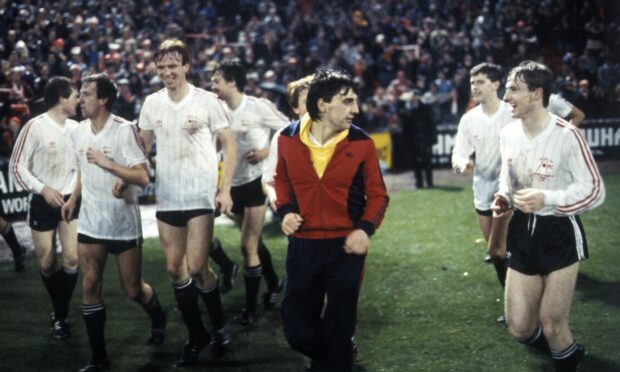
1, 176, 619, 371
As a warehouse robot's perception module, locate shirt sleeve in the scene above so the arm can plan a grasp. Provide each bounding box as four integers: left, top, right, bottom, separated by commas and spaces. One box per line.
9, 121, 45, 193
542, 129, 605, 215
261, 130, 281, 186
274, 135, 297, 218
138, 96, 153, 130
257, 99, 289, 131
548, 95, 573, 118
210, 97, 231, 133
122, 124, 148, 167
357, 140, 390, 236
496, 129, 512, 204
451, 115, 474, 169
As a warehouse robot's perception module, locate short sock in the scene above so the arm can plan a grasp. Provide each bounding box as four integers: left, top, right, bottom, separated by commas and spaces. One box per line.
196, 279, 226, 331
82, 303, 107, 363
173, 278, 208, 343
244, 265, 262, 314
258, 239, 279, 290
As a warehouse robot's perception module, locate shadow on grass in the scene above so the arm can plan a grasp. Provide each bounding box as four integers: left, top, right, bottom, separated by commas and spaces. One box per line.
577, 272, 620, 308
579, 354, 620, 372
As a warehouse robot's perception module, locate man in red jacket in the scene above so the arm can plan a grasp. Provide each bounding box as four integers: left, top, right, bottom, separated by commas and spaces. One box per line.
275, 69, 389, 371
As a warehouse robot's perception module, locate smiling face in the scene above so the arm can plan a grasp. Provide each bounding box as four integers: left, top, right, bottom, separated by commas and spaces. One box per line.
210, 71, 236, 101
503, 74, 537, 119
155, 52, 189, 92
320, 88, 359, 131
470, 73, 499, 104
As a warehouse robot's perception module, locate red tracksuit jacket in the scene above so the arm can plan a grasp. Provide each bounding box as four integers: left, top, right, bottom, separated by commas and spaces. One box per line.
274, 121, 389, 239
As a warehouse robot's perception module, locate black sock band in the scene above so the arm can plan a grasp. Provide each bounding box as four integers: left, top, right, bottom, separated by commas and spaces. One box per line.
82, 303, 107, 363
520, 324, 550, 354
197, 279, 226, 331
258, 239, 279, 290
244, 265, 262, 314
173, 278, 208, 343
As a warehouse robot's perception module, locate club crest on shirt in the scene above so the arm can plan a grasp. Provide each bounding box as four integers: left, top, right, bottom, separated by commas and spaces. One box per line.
155, 119, 163, 128
183, 115, 200, 134
48, 140, 57, 149
533, 158, 554, 181
102, 145, 113, 159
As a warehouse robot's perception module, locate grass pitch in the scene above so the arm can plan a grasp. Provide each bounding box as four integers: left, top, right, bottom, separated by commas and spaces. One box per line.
1, 175, 619, 371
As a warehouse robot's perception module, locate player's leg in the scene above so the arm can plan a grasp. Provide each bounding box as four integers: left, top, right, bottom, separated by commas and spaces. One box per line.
209, 236, 238, 294
186, 213, 230, 359
0, 217, 25, 271
504, 268, 549, 353
78, 241, 110, 370
487, 211, 513, 288
234, 204, 266, 326
539, 262, 585, 371
114, 241, 167, 345
53, 220, 79, 331
157, 217, 210, 367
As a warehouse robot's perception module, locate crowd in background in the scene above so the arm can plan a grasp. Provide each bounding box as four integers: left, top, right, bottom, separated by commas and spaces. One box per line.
1, 0, 619, 158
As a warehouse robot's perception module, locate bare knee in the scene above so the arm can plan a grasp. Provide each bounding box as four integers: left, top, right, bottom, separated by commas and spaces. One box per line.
62, 253, 79, 270
539, 314, 565, 341
506, 318, 536, 341
82, 276, 102, 299
123, 284, 143, 302
187, 261, 206, 278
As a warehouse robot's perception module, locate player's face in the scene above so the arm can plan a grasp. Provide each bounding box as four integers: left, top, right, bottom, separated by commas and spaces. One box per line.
155, 52, 188, 91
79, 82, 104, 119
470, 73, 498, 104
62, 88, 79, 117
320, 88, 359, 131
503, 75, 536, 119
210, 72, 235, 100
293, 88, 308, 117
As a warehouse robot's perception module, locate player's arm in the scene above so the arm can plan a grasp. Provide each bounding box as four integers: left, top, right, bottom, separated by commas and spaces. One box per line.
451, 117, 474, 173
86, 148, 149, 187
565, 105, 585, 126
274, 135, 304, 235
140, 129, 156, 165
246, 100, 289, 164
61, 171, 81, 222
261, 131, 280, 210
492, 132, 512, 217
215, 127, 237, 214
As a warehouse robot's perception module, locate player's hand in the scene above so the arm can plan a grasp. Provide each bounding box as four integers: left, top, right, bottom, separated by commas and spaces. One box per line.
61, 198, 77, 222
282, 213, 303, 236
453, 160, 474, 174
344, 229, 369, 256
86, 147, 111, 169
491, 195, 510, 217
244, 148, 268, 165
112, 179, 128, 199
513, 188, 545, 213
216, 191, 234, 215
41, 186, 65, 208
268, 194, 277, 212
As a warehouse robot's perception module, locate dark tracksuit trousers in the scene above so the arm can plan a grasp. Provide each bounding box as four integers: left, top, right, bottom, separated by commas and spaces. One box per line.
281, 236, 365, 372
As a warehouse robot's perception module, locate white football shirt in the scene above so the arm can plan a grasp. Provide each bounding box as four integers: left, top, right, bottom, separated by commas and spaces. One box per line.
547, 94, 573, 118
139, 85, 230, 211
226, 95, 288, 186
497, 115, 605, 216
452, 101, 514, 210
10, 113, 79, 195
72, 115, 146, 240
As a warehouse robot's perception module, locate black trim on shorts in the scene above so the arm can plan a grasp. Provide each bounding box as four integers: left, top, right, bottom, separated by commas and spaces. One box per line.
231, 176, 267, 214
29, 194, 81, 231
77, 233, 142, 255
155, 209, 213, 227
475, 208, 493, 217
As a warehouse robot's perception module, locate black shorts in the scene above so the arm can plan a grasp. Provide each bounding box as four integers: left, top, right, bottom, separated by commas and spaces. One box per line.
230, 177, 266, 214
475, 208, 492, 217
156, 209, 213, 227
78, 233, 142, 255
28, 194, 81, 231
506, 210, 588, 276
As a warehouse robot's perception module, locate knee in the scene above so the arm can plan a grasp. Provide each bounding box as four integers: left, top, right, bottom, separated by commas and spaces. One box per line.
506, 318, 536, 341
166, 262, 184, 282
187, 261, 206, 278
539, 314, 564, 340
123, 284, 143, 302
62, 254, 79, 270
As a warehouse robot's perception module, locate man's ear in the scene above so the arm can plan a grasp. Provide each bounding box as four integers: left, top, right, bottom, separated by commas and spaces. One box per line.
317, 98, 326, 113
